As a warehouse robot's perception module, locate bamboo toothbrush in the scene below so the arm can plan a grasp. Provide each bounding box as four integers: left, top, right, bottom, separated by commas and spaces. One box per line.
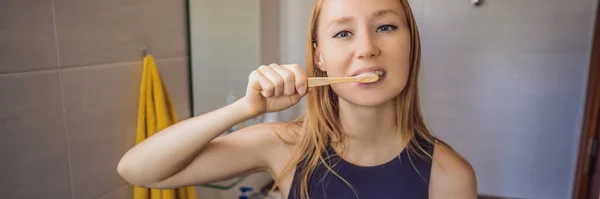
307, 71, 385, 87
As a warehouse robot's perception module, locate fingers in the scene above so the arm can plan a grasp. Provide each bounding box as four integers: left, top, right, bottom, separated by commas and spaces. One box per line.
249, 70, 274, 97
252, 63, 307, 98
258, 65, 284, 97
282, 64, 307, 95
270, 64, 296, 96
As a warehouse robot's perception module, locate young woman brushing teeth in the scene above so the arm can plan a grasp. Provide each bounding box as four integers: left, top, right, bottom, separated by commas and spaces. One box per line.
118, 0, 477, 198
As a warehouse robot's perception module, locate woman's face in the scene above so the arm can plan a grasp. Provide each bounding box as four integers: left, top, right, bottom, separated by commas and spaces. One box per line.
314, 0, 411, 107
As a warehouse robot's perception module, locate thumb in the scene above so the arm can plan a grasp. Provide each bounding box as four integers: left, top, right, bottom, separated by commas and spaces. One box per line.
289, 89, 309, 104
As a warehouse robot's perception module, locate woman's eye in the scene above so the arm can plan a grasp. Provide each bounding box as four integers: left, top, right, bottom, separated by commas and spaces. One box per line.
333, 30, 352, 38
377, 24, 398, 32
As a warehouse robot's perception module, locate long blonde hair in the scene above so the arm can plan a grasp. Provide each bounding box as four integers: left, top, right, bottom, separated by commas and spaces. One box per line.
275, 0, 448, 198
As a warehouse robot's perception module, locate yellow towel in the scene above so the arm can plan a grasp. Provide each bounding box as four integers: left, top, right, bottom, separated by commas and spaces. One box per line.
134, 54, 198, 199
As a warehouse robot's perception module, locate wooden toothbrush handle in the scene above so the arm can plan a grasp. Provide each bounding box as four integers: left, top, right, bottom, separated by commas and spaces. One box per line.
308, 77, 356, 87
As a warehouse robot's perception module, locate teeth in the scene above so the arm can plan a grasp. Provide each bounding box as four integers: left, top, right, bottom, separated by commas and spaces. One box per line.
358, 70, 386, 77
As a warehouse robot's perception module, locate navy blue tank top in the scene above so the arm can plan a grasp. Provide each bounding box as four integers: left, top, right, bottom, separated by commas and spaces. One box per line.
288, 137, 434, 199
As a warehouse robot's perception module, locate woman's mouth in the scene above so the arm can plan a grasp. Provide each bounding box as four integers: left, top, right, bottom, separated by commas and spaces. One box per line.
355, 70, 386, 87
373, 71, 387, 77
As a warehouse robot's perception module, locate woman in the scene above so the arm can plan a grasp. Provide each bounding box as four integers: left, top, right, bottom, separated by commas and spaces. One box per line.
117, 0, 478, 198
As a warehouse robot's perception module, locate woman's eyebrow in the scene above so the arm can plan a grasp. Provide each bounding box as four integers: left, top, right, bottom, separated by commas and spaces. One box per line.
326, 9, 402, 29
327, 16, 354, 29
372, 9, 401, 18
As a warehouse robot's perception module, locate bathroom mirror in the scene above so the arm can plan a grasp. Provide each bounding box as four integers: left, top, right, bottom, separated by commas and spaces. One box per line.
187, 0, 315, 189
188, 0, 312, 127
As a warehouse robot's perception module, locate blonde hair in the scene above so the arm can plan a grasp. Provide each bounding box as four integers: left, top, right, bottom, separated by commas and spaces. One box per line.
274, 0, 449, 198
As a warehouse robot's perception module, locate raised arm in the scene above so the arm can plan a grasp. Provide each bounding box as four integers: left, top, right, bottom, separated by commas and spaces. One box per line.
116, 63, 307, 189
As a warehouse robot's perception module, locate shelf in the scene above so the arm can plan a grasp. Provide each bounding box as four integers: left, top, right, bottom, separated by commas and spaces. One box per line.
199, 176, 248, 190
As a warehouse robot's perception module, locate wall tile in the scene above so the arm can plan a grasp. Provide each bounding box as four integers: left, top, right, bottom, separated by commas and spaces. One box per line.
407, 0, 424, 24
422, 0, 596, 54
0, 0, 58, 73
61, 57, 191, 198
420, 51, 588, 198
53, 0, 188, 67
0, 71, 72, 199
61, 63, 141, 199
157, 58, 192, 120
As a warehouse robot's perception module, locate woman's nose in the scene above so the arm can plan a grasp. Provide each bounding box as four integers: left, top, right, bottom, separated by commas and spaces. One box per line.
356, 34, 381, 59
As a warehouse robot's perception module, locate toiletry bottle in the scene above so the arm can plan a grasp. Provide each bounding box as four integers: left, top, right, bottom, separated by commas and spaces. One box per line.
239, 187, 253, 199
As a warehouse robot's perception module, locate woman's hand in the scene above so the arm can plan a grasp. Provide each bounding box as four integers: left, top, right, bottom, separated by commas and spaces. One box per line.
243, 63, 308, 116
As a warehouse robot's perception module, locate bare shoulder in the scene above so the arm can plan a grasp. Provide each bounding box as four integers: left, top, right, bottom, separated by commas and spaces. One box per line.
429, 142, 478, 199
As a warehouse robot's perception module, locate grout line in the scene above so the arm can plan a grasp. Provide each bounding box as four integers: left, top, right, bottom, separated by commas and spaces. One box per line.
50, 0, 75, 199
0, 56, 188, 77
51, 0, 61, 67
0, 68, 61, 77
58, 70, 76, 199
61, 60, 144, 71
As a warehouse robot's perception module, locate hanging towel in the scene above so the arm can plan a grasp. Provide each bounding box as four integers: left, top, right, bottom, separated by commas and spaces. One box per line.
134, 54, 198, 199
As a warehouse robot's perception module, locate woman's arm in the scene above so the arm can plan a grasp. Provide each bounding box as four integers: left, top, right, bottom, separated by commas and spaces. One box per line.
117, 99, 267, 188
117, 63, 307, 188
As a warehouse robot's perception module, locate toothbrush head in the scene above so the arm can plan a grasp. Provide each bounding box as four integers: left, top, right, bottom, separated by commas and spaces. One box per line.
355, 72, 380, 83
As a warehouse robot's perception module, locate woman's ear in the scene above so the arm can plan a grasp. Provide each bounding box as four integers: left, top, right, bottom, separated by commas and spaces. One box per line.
313, 43, 326, 71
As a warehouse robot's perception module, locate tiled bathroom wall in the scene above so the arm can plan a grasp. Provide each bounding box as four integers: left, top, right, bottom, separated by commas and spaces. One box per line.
0, 0, 190, 198
3, 0, 599, 199
417, 0, 597, 198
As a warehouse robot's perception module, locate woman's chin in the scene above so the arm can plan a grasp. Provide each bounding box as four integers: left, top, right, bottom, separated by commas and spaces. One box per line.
340, 94, 397, 107
333, 84, 405, 107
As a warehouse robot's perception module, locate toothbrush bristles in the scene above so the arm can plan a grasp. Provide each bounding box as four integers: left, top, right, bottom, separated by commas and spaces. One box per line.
356, 72, 380, 83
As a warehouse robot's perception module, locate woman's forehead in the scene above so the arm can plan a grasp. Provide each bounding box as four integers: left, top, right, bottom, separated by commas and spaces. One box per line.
319, 0, 406, 22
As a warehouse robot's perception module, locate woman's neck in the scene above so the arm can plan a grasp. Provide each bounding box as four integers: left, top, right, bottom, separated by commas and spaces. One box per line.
333, 98, 404, 166
338, 98, 398, 143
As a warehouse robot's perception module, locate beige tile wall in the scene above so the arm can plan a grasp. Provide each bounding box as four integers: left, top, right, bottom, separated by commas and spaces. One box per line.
0, 0, 191, 198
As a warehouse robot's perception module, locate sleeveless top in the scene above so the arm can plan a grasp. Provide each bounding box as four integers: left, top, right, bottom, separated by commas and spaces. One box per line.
288, 136, 435, 199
